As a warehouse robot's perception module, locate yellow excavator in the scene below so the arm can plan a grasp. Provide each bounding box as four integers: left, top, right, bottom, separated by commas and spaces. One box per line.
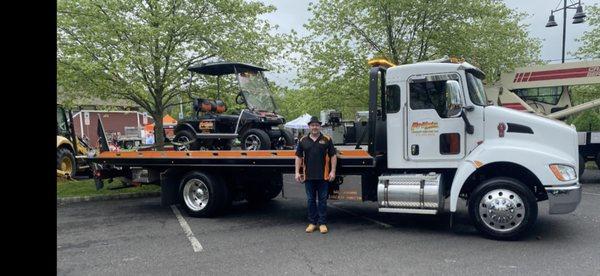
57, 105, 93, 179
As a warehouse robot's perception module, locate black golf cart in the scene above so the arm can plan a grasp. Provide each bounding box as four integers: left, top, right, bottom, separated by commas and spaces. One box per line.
173, 61, 294, 151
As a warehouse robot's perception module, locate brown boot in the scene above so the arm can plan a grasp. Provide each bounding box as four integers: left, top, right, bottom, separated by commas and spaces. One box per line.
319, 224, 328, 234
305, 224, 317, 233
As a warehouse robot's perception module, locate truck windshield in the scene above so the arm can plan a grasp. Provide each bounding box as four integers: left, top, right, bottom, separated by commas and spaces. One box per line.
513, 87, 562, 105
237, 71, 276, 112
466, 73, 487, 106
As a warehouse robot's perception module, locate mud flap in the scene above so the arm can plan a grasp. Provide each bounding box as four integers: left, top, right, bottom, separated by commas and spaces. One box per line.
160, 170, 180, 207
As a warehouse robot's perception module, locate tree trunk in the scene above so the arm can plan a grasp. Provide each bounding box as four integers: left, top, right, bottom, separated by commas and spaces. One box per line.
153, 111, 165, 150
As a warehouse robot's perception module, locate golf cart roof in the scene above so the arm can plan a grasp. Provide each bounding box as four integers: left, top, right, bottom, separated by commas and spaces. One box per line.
188, 61, 268, 76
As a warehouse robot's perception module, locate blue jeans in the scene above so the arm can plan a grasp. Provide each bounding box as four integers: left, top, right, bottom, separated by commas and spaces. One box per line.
305, 180, 329, 225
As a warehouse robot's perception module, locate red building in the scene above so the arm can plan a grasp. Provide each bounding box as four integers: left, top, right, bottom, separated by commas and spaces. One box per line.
72, 110, 154, 148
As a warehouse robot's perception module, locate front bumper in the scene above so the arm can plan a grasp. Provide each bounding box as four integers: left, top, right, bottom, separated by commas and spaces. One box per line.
546, 183, 582, 214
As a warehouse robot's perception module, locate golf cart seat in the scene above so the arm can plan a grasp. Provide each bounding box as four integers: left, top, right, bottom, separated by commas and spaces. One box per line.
194, 98, 227, 114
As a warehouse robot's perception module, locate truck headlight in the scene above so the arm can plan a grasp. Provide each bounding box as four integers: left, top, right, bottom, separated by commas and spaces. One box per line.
549, 164, 577, 181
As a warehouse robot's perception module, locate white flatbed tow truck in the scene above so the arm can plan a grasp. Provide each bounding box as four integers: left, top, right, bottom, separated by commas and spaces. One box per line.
89, 59, 582, 240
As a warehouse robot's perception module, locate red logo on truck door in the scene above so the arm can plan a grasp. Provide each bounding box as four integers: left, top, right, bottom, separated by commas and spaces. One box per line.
498, 123, 506, 138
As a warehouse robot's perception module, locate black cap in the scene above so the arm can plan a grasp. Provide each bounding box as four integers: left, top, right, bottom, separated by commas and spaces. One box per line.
307, 116, 322, 125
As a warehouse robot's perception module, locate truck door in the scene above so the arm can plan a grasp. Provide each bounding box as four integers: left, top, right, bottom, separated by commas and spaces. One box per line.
406, 73, 465, 161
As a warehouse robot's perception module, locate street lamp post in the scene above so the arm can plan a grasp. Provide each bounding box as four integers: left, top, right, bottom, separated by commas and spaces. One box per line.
545, 0, 586, 96
545, 0, 587, 63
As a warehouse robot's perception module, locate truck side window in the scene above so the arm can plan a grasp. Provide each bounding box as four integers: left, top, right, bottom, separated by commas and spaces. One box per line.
385, 85, 401, 113
410, 80, 451, 118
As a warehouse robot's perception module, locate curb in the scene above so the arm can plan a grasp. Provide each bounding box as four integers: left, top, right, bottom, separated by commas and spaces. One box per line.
57, 191, 161, 205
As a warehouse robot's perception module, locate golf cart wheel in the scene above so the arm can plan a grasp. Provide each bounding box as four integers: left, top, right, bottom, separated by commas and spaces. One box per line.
173, 130, 198, 151
273, 129, 294, 150
468, 177, 537, 240
241, 129, 271, 150
179, 171, 228, 217
57, 147, 77, 177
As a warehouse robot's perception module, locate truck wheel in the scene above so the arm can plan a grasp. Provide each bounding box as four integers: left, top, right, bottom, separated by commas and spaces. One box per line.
241, 129, 270, 150
579, 154, 585, 177
595, 152, 600, 171
273, 129, 294, 150
265, 174, 284, 200
246, 175, 283, 204
57, 147, 77, 177
468, 177, 537, 240
174, 130, 198, 151
179, 171, 228, 217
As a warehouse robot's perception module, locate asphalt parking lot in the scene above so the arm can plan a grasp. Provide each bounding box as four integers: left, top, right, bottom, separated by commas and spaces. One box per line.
58, 169, 600, 275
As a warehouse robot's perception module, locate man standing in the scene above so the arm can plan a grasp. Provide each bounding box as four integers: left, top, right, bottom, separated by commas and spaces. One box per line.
295, 116, 337, 234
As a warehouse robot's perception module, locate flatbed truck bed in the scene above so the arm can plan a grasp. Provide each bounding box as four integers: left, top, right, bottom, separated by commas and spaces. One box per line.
91, 149, 375, 172
89, 148, 383, 215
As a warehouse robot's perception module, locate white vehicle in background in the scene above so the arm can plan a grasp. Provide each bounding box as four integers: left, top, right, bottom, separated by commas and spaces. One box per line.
486, 60, 600, 175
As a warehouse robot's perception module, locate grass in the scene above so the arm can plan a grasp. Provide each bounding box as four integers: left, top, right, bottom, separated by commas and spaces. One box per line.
57, 178, 160, 198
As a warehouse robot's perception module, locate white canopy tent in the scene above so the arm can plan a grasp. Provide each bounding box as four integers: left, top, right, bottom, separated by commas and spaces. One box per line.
284, 113, 312, 129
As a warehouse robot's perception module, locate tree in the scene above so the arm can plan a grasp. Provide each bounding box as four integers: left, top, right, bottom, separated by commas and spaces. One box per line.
574, 3, 599, 59
287, 0, 541, 117
568, 3, 600, 131
58, 0, 285, 148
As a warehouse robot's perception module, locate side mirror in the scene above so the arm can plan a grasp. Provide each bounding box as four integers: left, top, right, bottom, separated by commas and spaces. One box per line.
445, 80, 464, 118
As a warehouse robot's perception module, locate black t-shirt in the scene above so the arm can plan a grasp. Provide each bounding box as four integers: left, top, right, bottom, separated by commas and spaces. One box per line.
295, 133, 336, 180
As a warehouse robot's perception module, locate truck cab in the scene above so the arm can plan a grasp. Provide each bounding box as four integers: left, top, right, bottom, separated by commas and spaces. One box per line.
368, 58, 581, 239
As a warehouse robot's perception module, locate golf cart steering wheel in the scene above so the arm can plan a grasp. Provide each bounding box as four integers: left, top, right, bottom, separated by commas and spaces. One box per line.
235, 92, 245, 105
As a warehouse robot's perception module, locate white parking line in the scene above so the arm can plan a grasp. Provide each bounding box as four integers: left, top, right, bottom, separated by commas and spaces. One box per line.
583, 192, 600, 196
329, 204, 392, 228
170, 205, 203, 252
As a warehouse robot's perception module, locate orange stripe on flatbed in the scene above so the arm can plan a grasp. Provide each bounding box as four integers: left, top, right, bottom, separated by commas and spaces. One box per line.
337, 150, 371, 158
97, 149, 370, 159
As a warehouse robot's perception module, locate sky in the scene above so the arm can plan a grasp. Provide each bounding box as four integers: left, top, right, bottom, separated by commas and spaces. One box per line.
258, 0, 599, 87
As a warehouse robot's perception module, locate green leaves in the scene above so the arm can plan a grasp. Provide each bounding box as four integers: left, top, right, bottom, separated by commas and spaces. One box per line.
574, 4, 599, 59
58, 0, 285, 146
278, 0, 541, 119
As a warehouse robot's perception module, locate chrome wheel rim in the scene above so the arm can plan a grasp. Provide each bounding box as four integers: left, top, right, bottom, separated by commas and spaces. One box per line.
244, 134, 261, 150
183, 179, 209, 211
176, 136, 190, 151
479, 189, 525, 232
274, 137, 286, 149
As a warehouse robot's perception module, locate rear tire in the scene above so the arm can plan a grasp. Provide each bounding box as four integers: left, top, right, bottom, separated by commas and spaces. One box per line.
273, 129, 294, 149
246, 174, 283, 204
468, 177, 537, 240
57, 147, 77, 177
179, 171, 228, 217
174, 130, 199, 151
595, 152, 600, 172
241, 129, 270, 150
